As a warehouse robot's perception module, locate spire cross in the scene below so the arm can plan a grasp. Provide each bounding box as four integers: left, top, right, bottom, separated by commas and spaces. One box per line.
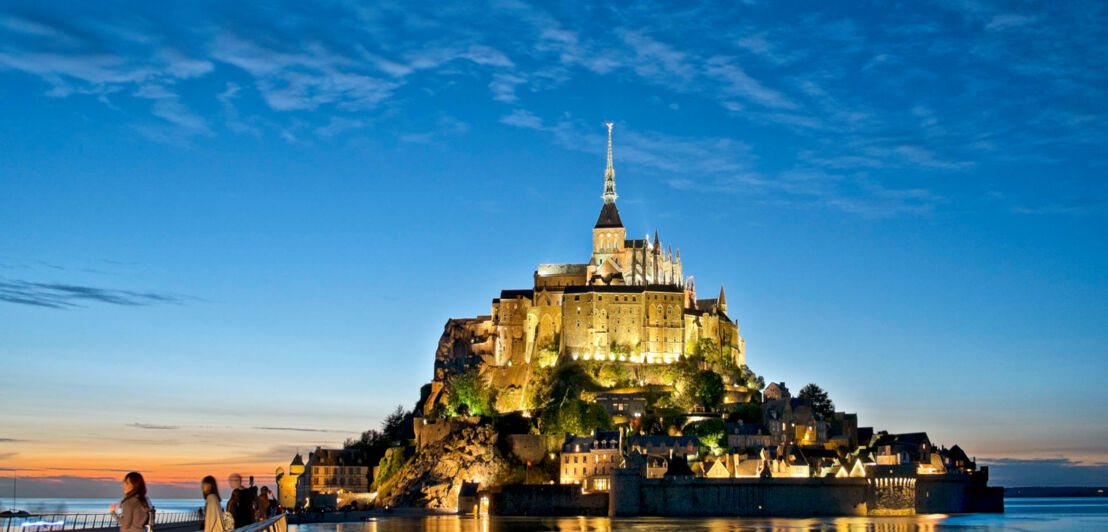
603, 122, 618, 204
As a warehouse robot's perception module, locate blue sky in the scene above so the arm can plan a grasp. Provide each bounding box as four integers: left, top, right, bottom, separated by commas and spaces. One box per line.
0, 0, 1106, 493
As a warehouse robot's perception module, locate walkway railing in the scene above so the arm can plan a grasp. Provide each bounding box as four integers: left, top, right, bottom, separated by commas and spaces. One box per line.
1, 510, 202, 532
231, 514, 285, 532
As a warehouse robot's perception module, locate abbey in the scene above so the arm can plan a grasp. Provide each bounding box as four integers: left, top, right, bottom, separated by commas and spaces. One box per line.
427, 124, 745, 409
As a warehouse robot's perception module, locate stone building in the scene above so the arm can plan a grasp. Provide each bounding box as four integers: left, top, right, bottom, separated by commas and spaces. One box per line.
560, 429, 622, 491
595, 392, 647, 418
426, 125, 747, 413
294, 447, 371, 508
725, 422, 772, 450
764, 398, 828, 446
275, 452, 304, 509
626, 435, 700, 461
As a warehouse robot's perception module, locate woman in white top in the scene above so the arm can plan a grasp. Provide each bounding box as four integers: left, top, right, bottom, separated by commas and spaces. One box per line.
201, 476, 227, 532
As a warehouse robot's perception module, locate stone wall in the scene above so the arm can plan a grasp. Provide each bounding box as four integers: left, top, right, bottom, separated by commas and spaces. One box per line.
413, 416, 479, 450
485, 484, 608, 516
506, 434, 546, 464
615, 476, 868, 517
604, 469, 1002, 517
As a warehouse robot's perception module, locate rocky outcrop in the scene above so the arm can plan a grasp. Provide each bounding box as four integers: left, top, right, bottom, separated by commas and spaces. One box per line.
379, 424, 505, 510
433, 318, 495, 382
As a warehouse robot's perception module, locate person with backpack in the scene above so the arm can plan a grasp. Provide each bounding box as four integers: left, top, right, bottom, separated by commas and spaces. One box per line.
109, 472, 150, 532
224, 474, 256, 529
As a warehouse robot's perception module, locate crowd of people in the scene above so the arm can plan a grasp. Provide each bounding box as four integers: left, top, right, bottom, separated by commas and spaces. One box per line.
108, 471, 284, 532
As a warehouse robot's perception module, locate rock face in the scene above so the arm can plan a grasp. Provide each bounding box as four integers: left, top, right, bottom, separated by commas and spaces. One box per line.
379, 424, 505, 510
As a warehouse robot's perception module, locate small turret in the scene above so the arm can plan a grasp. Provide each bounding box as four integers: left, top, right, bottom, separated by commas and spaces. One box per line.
718, 285, 727, 314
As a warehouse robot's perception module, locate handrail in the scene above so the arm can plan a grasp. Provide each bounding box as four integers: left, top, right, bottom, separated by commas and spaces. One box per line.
1, 510, 202, 532
231, 514, 285, 532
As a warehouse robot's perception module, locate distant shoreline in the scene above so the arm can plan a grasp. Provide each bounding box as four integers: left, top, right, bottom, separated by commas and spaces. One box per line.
1005, 487, 1107, 498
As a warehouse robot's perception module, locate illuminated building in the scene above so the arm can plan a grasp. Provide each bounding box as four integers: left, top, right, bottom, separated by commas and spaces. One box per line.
425, 124, 747, 413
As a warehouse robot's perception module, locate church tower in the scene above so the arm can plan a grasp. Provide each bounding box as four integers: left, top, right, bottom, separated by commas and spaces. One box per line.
590, 123, 627, 283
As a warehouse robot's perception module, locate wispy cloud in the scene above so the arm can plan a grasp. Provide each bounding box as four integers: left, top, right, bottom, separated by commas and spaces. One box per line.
128, 423, 180, 430
0, 278, 189, 309
500, 111, 942, 217
0, 0, 1102, 218
253, 426, 349, 434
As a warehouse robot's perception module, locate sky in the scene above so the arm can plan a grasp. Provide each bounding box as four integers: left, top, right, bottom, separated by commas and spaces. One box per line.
0, 0, 1106, 498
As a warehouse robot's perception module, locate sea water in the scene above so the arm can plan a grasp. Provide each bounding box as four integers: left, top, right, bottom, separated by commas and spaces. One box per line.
1, 498, 203, 514
287, 498, 1108, 531
6, 498, 1108, 531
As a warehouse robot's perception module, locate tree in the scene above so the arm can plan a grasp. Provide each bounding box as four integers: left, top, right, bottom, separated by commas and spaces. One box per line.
344, 404, 414, 475
535, 334, 561, 368
691, 370, 725, 410
539, 398, 611, 436
799, 383, 835, 419
686, 418, 727, 452
445, 369, 495, 417
382, 405, 414, 442
597, 361, 631, 388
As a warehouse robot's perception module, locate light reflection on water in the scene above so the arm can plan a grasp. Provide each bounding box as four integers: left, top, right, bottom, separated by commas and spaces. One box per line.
288, 498, 1108, 532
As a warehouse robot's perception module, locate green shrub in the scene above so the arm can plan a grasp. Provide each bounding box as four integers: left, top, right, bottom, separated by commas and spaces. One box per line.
445, 369, 495, 417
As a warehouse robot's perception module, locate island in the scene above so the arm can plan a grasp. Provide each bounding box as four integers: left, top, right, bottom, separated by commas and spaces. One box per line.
274, 125, 1003, 518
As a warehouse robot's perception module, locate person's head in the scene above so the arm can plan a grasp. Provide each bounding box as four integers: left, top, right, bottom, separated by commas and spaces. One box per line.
122, 472, 148, 505
259, 486, 269, 496
201, 476, 220, 500
228, 473, 243, 489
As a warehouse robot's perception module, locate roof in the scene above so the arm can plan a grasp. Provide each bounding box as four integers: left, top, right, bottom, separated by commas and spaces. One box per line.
875, 432, 930, 447
595, 202, 623, 228
628, 435, 700, 449
562, 429, 620, 452
291, 453, 304, 466
498, 289, 534, 300
307, 448, 366, 466
942, 445, 972, 464
696, 298, 719, 310
726, 423, 763, 435
536, 263, 588, 276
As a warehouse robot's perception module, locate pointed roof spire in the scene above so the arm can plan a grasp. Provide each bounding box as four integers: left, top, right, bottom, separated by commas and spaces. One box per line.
594, 123, 623, 228
718, 285, 727, 313
602, 122, 617, 204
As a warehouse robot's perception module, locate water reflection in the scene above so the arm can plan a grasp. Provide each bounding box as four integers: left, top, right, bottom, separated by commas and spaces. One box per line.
288, 499, 1108, 532
289, 513, 1023, 532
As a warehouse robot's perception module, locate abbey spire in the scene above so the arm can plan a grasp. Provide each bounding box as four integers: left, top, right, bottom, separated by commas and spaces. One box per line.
594, 122, 623, 229
602, 122, 618, 204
